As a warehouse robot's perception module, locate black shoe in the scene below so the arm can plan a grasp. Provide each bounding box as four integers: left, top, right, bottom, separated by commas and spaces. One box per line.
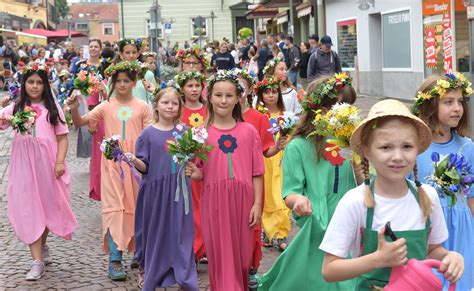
130, 258, 139, 269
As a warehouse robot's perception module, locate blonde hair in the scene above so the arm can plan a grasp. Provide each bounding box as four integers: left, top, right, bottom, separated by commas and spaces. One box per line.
152, 87, 183, 124
360, 117, 432, 218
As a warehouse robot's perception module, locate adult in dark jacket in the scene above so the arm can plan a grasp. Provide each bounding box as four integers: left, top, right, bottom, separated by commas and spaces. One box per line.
285, 36, 300, 87
299, 42, 311, 89
253, 39, 271, 81
307, 35, 341, 81
211, 42, 236, 71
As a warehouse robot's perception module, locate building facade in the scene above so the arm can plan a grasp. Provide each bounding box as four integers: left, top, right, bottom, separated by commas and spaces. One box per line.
0, 0, 50, 30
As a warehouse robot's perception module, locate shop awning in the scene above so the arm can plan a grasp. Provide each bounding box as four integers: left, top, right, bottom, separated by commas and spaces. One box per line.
246, 4, 278, 19
22, 29, 86, 39
296, 3, 312, 18
276, 11, 288, 24
261, 0, 302, 8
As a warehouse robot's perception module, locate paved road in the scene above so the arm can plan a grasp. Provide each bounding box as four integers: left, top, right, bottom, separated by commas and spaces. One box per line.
0, 95, 386, 290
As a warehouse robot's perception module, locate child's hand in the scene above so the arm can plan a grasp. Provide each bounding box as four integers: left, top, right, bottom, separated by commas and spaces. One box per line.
124, 152, 136, 164
66, 93, 79, 110
142, 80, 155, 93
1, 96, 9, 108
88, 124, 97, 135
276, 136, 287, 151
185, 162, 202, 180
374, 227, 407, 268
439, 251, 464, 283
249, 204, 261, 227
0, 114, 14, 123
292, 194, 312, 217
55, 162, 65, 178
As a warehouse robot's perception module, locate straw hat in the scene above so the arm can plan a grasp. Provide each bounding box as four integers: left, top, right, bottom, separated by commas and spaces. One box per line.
350, 99, 432, 156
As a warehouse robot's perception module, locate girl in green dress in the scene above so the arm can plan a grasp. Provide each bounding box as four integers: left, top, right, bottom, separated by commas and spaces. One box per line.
258, 74, 358, 290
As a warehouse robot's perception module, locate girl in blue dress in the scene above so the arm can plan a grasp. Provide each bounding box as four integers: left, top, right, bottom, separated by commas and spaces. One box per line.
413, 72, 474, 290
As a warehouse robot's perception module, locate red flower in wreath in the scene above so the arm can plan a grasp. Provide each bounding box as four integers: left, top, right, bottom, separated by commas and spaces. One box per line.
218, 134, 238, 154
263, 79, 269, 85
322, 143, 345, 166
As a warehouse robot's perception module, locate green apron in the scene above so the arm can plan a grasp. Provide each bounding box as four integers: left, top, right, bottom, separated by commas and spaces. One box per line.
354, 180, 431, 290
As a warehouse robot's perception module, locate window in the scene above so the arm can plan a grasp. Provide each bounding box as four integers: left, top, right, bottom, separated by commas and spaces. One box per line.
336, 18, 357, 69
382, 9, 411, 69
103, 23, 114, 35
75, 22, 89, 30
191, 17, 208, 38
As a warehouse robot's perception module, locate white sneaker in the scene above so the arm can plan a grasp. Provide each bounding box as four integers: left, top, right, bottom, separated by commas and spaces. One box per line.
25, 260, 45, 281
41, 245, 51, 265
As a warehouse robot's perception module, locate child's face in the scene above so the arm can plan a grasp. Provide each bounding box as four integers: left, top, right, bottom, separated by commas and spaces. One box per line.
145, 57, 156, 71
437, 89, 464, 130
182, 79, 202, 103
121, 44, 139, 61
114, 72, 136, 96
275, 62, 288, 81
25, 74, 44, 101
364, 119, 419, 183
156, 92, 180, 122
262, 88, 278, 106
210, 81, 239, 118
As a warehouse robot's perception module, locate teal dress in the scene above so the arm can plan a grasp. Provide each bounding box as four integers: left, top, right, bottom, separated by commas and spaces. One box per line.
258, 137, 356, 290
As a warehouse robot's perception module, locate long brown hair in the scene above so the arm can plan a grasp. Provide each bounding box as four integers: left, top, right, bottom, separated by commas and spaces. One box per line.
416, 74, 470, 137
256, 87, 285, 113
291, 76, 357, 159
152, 87, 183, 124
206, 80, 244, 126
264, 60, 293, 89
108, 70, 137, 99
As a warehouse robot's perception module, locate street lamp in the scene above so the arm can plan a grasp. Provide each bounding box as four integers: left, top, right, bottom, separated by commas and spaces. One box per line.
209, 10, 217, 41
62, 15, 72, 41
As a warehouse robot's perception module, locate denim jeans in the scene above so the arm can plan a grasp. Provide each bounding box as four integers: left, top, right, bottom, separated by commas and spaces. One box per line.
106, 229, 123, 262
289, 70, 298, 87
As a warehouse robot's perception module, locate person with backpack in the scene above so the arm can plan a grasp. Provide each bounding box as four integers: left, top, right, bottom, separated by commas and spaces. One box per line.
286, 36, 300, 87
307, 35, 341, 81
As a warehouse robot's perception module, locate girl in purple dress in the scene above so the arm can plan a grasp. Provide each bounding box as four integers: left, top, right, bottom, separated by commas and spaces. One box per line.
126, 86, 198, 291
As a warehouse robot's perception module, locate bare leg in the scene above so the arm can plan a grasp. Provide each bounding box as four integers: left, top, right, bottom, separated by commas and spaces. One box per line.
29, 237, 43, 261
41, 228, 49, 246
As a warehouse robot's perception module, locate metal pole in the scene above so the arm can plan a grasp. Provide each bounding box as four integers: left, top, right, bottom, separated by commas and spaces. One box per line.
288, 0, 294, 36
212, 18, 214, 41
155, 1, 160, 77
67, 20, 71, 41
120, 0, 125, 37
154, 1, 158, 53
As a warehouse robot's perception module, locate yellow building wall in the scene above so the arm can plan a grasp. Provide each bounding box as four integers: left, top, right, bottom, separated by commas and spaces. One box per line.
0, 0, 47, 29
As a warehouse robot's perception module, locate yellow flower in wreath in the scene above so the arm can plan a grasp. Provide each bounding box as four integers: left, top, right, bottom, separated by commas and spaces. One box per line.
189, 113, 204, 127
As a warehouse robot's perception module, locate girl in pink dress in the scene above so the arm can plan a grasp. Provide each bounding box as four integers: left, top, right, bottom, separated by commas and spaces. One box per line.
67, 61, 150, 281
0, 63, 78, 281
186, 70, 264, 291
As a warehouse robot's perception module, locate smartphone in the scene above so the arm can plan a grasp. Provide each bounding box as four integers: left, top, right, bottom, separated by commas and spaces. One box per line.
384, 221, 398, 241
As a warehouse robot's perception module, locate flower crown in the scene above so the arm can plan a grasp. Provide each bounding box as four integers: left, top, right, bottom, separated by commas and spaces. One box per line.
262, 57, 284, 75
116, 38, 145, 50
24, 61, 50, 75
174, 71, 205, 88
301, 72, 352, 111
254, 76, 282, 94
142, 52, 157, 58
233, 68, 256, 87
152, 80, 180, 96
176, 47, 209, 68
207, 70, 244, 93
412, 72, 473, 115
104, 60, 148, 79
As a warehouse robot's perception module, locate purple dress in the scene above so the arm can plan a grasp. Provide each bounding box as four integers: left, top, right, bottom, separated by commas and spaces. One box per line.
134, 125, 198, 291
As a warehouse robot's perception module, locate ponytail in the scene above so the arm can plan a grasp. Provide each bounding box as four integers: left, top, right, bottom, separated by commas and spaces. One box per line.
361, 158, 375, 208
413, 163, 433, 219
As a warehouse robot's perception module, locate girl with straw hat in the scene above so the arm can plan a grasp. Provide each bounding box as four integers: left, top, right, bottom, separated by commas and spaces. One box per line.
320, 99, 464, 289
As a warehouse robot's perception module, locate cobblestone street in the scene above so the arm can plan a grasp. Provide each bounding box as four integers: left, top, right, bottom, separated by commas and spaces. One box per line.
0, 95, 387, 290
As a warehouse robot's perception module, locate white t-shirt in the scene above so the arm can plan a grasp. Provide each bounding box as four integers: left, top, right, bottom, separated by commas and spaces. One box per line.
319, 182, 448, 258
282, 87, 302, 114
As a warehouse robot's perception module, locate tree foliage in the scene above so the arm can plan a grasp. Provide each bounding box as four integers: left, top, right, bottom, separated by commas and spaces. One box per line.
55, 0, 69, 20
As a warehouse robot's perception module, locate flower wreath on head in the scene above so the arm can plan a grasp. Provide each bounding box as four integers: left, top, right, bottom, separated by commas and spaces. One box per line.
116, 38, 145, 50
412, 71, 473, 115
207, 70, 245, 94
142, 51, 157, 58
104, 60, 148, 79
24, 60, 50, 75
174, 71, 206, 89
301, 72, 352, 111
233, 68, 256, 88
176, 47, 209, 68
254, 75, 282, 94
152, 79, 180, 96
262, 57, 284, 75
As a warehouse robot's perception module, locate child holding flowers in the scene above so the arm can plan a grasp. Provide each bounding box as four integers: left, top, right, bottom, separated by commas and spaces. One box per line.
185, 70, 264, 290
320, 99, 464, 289
67, 61, 150, 281
254, 75, 291, 251
413, 72, 474, 290
0, 62, 78, 280
258, 74, 357, 290
124, 86, 199, 290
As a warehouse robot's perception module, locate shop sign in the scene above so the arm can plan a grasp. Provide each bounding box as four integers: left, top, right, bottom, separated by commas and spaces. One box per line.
425, 26, 437, 68
443, 12, 453, 73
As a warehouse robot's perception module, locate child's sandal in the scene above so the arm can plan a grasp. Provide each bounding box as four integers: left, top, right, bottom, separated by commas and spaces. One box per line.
274, 238, 288, 252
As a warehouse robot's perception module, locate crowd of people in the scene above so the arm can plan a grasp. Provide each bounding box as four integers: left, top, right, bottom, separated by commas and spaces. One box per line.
0, 33, 472, 291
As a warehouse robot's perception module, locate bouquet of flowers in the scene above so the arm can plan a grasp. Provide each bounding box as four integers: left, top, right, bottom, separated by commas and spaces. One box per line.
166, 124, 214, 214
10, 106, 37, 135
100, 135, 141, 182
8, 81, 20, 101
73, 65, 103, 96
268, 111, 300, 136
429, 152, 474, 207
255, 101, 268, 115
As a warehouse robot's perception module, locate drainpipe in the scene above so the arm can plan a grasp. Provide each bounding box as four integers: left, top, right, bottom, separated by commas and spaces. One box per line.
317, 0, 325, 36
120, 0, 125, 37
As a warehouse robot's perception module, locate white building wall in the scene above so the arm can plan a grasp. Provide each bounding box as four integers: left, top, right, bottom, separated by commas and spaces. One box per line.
325, 0, 424, 100
121, 0, 240, 45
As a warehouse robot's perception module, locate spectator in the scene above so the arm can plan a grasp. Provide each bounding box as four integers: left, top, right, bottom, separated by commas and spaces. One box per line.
309, 34, 319, 54
211, 42, 235, 71
36, 47, 47, 64
299, 42, 311, 89
247, 46, 258, 77
239, 38, 251, 65
62, 42, 77, 63
285, 36, 300, 87
307, 35, 341, 81
228, 43, 240, 67
18, 45, 27, 58
272, 43, 284, 59
184, 40, 190, 49
253, 39, 271, 80
277, 32, 290, 68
